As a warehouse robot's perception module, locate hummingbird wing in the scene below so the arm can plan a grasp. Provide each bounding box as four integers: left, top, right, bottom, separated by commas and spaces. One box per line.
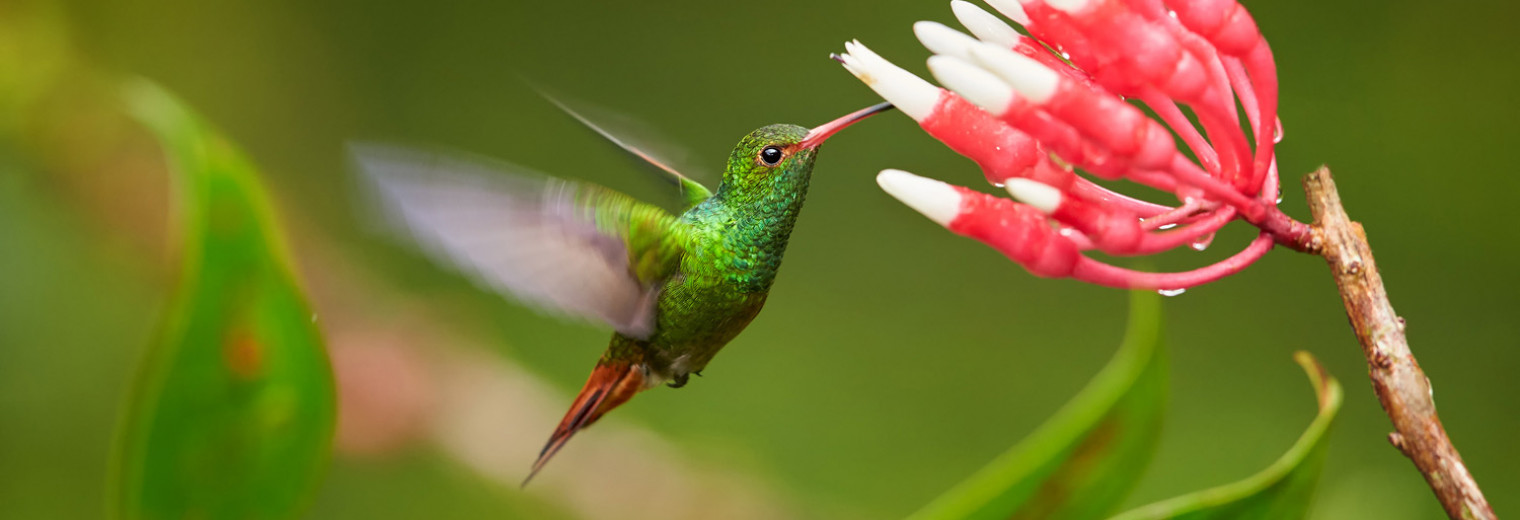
534, 89, 715, 209
352, 144, 689, 339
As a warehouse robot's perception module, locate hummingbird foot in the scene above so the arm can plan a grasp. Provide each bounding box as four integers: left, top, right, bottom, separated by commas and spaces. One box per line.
667, 373, 689, 388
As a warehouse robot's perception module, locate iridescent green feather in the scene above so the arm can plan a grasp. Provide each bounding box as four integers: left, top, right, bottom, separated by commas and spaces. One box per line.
677, 177, 714, 210
629, 124, 820, 377
571, 183, 691, 286
357, 122, 827, 378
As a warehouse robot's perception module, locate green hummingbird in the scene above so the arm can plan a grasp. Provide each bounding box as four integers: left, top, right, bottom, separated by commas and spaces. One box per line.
353, 100, 891, 483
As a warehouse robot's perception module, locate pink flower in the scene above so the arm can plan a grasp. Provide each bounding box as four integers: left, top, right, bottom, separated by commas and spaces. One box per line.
838, 0, 1310, 291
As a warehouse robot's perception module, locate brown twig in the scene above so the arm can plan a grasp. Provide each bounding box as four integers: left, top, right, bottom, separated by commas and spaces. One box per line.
1300, 166, 1495, 519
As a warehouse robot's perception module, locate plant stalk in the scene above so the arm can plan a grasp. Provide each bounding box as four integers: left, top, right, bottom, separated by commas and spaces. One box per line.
1299, 166, 1495, 520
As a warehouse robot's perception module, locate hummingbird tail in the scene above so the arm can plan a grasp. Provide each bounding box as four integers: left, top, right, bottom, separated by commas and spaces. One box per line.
522, 359, 648, 486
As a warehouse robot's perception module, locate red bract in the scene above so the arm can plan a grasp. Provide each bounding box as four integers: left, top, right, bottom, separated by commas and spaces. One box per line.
837, 0, 1311, 291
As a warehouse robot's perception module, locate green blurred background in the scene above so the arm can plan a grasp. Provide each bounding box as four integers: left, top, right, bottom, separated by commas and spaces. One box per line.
2, 0, 1516, 518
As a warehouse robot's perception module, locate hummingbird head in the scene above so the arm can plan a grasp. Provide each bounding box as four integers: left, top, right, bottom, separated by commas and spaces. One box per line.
717, 102, 893, 205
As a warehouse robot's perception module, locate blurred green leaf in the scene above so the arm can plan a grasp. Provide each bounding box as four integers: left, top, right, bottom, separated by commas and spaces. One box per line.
110, 80, 335, 520
1108, 352, 1341, 520
910, 291, 1167, 520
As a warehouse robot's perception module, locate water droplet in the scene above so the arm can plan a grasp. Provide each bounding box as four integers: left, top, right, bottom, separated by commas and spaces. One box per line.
1275, 195, 1284, 204
1158, 223, 1178, 230
1158, 288, 1187, 297
992, 182, 1006, 188
1190, 232, 1216, 251
1272, 116, 1285, 143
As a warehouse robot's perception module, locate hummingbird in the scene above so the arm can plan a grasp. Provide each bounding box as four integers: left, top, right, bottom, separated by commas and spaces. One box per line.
353, 99, 892, 484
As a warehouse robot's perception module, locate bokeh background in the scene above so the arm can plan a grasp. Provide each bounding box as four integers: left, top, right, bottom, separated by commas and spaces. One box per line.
2, 0, 1516, 518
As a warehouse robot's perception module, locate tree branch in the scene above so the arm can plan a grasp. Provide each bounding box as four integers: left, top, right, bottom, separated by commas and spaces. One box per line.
1300, 167, 1495, 519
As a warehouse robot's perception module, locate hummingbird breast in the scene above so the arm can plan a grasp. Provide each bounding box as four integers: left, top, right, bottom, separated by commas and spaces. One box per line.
633, 196, 804, 378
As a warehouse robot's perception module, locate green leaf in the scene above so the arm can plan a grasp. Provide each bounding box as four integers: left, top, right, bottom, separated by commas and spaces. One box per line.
910, 290, 1167, 520
110, 80, 335, 520
1107, 352, 1342, 520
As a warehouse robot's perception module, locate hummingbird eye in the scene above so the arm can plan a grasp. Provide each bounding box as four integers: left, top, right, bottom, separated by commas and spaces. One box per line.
759, 145, 784, 166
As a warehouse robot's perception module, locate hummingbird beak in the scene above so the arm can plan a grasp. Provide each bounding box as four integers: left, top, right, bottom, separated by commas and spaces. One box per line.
799, 101, 895, 149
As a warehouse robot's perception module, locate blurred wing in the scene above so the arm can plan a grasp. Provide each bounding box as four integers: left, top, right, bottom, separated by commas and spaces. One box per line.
534, 88, 714, 208
352, 144, 689, 338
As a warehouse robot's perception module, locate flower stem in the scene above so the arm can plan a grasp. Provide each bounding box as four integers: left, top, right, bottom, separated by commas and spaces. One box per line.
1300, 166, 1494, 519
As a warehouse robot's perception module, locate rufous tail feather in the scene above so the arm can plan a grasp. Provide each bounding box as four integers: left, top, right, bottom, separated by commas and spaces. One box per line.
521, 359, 647, 486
